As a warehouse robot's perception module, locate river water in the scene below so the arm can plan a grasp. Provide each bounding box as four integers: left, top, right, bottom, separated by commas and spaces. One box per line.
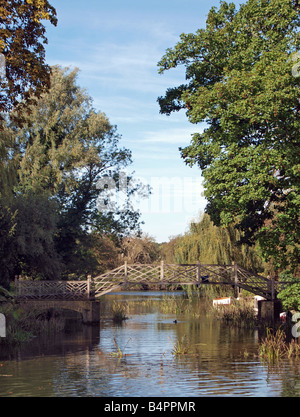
0, 291, 300, 397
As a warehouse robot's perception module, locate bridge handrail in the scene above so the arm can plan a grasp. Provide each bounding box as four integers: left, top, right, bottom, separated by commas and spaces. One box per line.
15, 278, 91, 300
15, 263, 297, 301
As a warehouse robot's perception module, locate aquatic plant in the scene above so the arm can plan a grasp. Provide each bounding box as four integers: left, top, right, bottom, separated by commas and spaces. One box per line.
111, 301, 129, 323
169, 335, 192, 356
259, 328, 300, 362
110, 338, 131, 358
212, 297, 257, 327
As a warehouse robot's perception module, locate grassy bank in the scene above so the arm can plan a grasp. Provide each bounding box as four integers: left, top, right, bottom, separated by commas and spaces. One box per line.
0, 303, 70, 345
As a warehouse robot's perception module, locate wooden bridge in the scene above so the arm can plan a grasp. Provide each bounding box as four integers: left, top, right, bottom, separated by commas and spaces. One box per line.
15, 262, 284, 302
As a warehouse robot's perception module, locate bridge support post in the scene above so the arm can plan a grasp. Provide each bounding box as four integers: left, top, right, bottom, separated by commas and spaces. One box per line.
258, 300, 282, 323
87, 275, 92, 299
197, 262, 201, 287
160, 261, 164, 282
124, 261, 128, 286
266, 278, 276, 301
232, 262, 239, 298
81, 301, 100, 324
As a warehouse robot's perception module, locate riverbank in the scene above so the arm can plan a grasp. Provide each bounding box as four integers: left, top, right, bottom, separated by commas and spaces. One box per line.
0, 302, 82, 345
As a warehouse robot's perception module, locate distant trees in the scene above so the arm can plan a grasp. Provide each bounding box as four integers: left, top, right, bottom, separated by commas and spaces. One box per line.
121, 235, 160, 264
160, 213, 263, 272
158, 0, 300, 274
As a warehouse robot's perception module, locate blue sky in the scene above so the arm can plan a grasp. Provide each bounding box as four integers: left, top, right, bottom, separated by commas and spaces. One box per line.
44, 0, 239, 242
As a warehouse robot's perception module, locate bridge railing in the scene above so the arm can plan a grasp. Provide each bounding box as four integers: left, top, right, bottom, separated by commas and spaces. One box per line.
92, 262, 278, 300
15, 277, 92, 300
93, 262, 236, 285
15, 263, 296, 301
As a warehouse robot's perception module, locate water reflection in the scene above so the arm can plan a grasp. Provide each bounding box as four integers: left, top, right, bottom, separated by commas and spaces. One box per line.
0, 291, 300, 397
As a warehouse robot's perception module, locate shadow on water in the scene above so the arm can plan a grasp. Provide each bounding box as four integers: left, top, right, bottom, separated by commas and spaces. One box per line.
0, 314, 100, 361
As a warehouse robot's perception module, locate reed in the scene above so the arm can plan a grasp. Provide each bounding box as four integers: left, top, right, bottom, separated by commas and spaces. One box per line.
259, 328, 300, 361
160, 292, 202, 316
111, 301, 129, 323
212, 298, 257, 327
259, 328, 287, 361
110, 338, 131, 358
169, 335, 191, 355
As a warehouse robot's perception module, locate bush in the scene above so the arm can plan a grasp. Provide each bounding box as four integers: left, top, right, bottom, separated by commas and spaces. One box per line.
277, 272, 300, 311
212, 297, 257, 327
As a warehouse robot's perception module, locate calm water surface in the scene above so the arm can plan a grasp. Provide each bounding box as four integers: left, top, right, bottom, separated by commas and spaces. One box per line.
0, 291, 300, 397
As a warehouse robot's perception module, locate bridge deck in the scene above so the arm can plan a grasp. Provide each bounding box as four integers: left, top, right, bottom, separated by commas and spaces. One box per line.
15, 262, 291, 301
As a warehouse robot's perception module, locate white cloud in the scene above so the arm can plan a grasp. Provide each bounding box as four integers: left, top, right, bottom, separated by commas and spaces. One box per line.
140, 126, 204, 144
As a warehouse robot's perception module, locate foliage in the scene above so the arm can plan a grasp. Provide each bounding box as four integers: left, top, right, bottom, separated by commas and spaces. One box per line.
0, 199, 17, 288
0, 303, 67, 345
159, 235, 182, 263
0, 285, 13, 302
0, 66, 147, 283
277, 271, 300, 311
259, 327, 300, 361
0, 0, 57, 124
212, 297, 257, 327
110, 338, 131, 357
111, 301, 129, 323
10, 192, 62, 280
169, 335, 192, 355
121, 234, 160, 264
161, 213, 263, 272
0, 126, 17, 193
158, 0, 300, 273
85, 233, 121, 276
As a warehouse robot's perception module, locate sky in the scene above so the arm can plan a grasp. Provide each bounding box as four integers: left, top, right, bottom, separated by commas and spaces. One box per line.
43, 0, 240, 243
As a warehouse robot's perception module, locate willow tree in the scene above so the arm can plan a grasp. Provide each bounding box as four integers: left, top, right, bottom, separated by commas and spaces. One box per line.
2, 66, 147, 280
172, 213, 263, 271
158, 0, 300, 273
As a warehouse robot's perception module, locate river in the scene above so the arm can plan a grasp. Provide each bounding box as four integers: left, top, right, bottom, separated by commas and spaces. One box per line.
0, 291, 300, 397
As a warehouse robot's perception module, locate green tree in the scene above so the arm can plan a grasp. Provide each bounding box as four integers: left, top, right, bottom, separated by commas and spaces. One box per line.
4, 66, 147, 279
160, 235, 182, 263
0, 0, 57, 124
278, 272, 300, 311
121, 234, 160, 264
0, 127, 17, 194
158, 0, 300, 273
170, 213, 263, 271
0, 198, 17, 288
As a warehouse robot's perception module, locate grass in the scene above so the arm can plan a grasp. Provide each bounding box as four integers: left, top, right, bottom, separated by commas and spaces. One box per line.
111, 301, 129, 323
169, 335, 192, 356
212, 297, 257, 327
259, 328, 300, 361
